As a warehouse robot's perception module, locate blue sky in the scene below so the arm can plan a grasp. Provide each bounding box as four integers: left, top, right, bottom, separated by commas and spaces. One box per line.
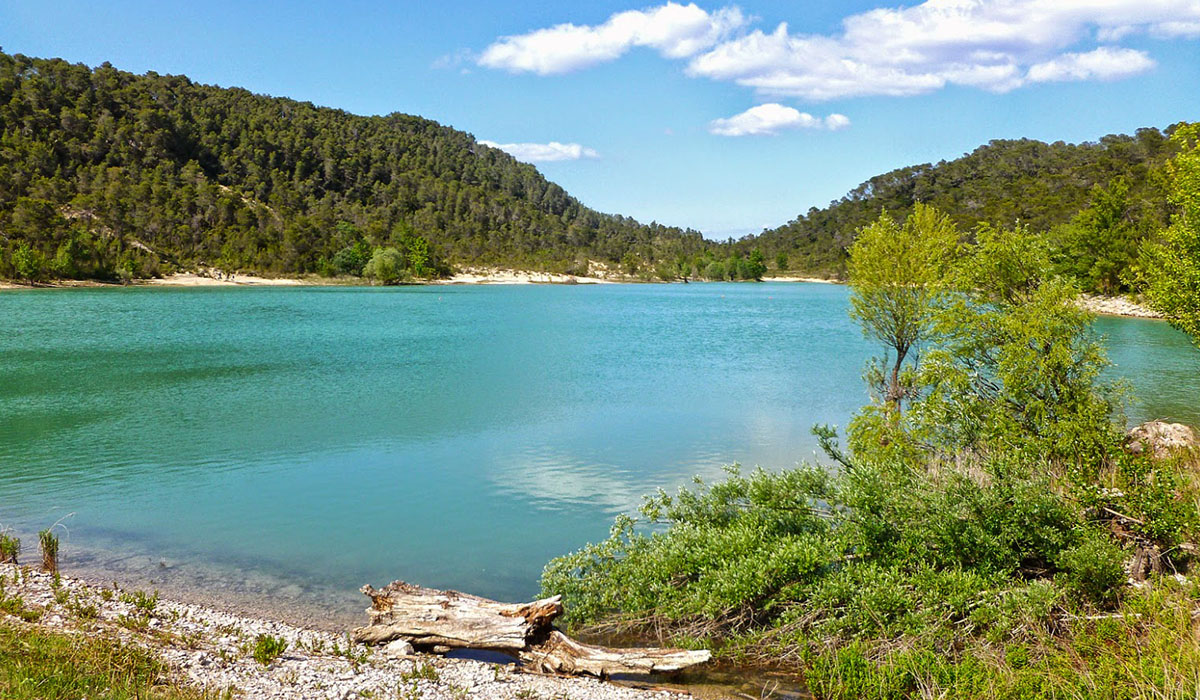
3, 1, 1199, 238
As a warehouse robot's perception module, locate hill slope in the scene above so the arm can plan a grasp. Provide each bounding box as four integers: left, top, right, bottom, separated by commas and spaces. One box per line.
745, 128, 1182, 278
0, 51, 707, 281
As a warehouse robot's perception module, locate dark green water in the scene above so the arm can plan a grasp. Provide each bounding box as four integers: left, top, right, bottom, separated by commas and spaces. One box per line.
1, 283, 1196, 624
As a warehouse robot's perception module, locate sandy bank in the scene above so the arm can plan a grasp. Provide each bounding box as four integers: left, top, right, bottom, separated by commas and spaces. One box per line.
762, 275, 840, 284
1077, 294, 1163, 319
146, 272, 306, 287
0, 563, 686, 700
438, 267, 616, 285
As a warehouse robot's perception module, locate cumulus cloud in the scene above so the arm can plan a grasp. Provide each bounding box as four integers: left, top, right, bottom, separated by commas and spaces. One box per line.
478, 140, 600, 163
478, 2, 746, 74
480, 0, 1197, 100
1027, 47, 1156, 83
709, 103, 849, 136
684, 0, 1193, 99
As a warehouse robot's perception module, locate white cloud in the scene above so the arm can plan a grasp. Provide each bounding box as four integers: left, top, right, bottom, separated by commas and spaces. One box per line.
708, 103, 850, 136
478, 2, 746, 74
685, 0, 1194, 100
1027, 46, 1156, 83
1152, 20, 1200, 38
480, 1, 1198, 100
478, 140, 600, 163
824, 113, 851, 131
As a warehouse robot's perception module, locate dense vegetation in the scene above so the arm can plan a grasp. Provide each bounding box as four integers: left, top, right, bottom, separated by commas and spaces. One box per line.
0, 49, 1188, 291
1144, 123, 1200, 345
0, 622, 216, 699
543, 131, 1200, 698
0, 50, 714, 282
747, 126, 1184, 288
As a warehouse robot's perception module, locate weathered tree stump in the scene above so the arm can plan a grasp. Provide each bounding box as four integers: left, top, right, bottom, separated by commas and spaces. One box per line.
351, 580, 711, 677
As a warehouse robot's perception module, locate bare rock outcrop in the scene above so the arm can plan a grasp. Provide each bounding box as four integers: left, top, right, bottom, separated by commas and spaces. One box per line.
1127, 421, 1198, 459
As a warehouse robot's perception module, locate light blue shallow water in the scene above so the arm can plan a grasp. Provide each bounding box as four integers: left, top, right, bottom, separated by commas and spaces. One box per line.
0, 283, 1196, 623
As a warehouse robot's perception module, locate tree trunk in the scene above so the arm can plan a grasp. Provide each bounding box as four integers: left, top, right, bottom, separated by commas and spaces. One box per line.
351, 580, 711, 678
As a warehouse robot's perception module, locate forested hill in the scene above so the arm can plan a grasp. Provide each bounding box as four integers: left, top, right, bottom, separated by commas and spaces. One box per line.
745, 126, 1183, 283
0, 51, 708, 282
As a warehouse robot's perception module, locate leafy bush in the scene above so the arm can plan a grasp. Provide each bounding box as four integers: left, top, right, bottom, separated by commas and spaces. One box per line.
541, 201, 1200, 697
1056, 533, 1127, 607
0, 534, 18, 564
252, 634, 288, 666
38, 530, 58, 574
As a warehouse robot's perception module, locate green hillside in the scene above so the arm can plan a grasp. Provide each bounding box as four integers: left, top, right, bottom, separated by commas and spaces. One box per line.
0, 51, 708, 282
745, 127, 1183, 288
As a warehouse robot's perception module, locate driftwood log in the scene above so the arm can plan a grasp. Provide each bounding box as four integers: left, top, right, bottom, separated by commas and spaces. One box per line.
351, 581, 711, 677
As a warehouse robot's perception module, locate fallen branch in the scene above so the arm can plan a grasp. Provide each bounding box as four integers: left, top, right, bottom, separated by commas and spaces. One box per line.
351, 580, 711, 678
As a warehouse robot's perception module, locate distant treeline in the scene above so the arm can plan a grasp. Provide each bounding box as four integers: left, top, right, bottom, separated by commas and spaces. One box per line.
742, 126, 1185, 292
0, 50, 1188, 290
0, 50, 713, 282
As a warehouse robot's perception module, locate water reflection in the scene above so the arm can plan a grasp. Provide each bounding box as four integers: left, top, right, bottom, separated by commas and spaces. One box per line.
0, 284, 1196, 621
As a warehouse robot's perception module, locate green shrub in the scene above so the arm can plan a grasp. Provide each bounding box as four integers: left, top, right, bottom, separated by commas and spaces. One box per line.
118, 589, 159, 613
252, 634, 288, 666
1056, 533, 1127, 608
38, 530, 58, 574
0, 534, 18, 564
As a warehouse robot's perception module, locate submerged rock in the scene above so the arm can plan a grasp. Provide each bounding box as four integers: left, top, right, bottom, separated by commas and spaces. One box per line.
1127, 421, 1198, 458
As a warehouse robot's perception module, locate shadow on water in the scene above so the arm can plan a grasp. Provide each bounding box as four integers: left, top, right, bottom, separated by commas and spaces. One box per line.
612, 666, 810, 700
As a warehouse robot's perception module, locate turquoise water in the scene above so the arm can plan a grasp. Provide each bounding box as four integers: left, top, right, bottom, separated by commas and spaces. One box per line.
1, 283, 1196, 623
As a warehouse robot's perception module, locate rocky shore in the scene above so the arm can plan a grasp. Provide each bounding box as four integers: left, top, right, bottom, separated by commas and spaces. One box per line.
1077, 294, 1163, 319
0, 563, 688, 700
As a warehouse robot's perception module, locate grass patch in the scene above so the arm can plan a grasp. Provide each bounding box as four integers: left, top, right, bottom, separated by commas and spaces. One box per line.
0, 534, 19, 564
400, 661, 439, 682
252, 634, 288, 666
38, 530, 58, 575
119, 589, 159, 614
0, 622, 222, 699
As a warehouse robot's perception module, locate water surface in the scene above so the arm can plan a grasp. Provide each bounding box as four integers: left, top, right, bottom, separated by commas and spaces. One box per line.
1, 283, 1196, 624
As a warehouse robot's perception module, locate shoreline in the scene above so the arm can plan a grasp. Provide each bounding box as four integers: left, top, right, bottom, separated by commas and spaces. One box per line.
3, 269, 842, 290
1076, 294, 1163, 319
1, 274, 1167, 321
0, 562, 689, 699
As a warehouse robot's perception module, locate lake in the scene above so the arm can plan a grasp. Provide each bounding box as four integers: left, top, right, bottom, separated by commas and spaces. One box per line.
1, 283, 1196, 625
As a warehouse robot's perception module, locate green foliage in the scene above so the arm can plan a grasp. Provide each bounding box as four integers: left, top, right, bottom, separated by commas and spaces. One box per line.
1143, 122, 1200, 344
544, 202, 1200, 698
0, 50, 708, 281
327, 241, 372, 277
1048, 177, 1146, 294
748, 126, 1179, 278
362, 247, 408, 284
847, 204, 960, 410
0, 534, 18, 564
702, 260, 725, 280
542, 465, 834, 626
400, 662, 439, 682
251, 634, 288, 666
0, 622, 215, 699
1055, 532, 1127, 607
11, 243, 48, 283
38, 530, 58, 575
118, 589, 159, 614
911, 224, 1119, 465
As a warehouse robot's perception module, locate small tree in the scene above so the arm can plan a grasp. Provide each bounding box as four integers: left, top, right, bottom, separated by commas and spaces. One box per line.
363, 247, 406, 285
12, 243, 47, 284
746, 248, 767, 280
775, 251, 789, 271
1144, 122, 1200, 345
847, 204, 960, 412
